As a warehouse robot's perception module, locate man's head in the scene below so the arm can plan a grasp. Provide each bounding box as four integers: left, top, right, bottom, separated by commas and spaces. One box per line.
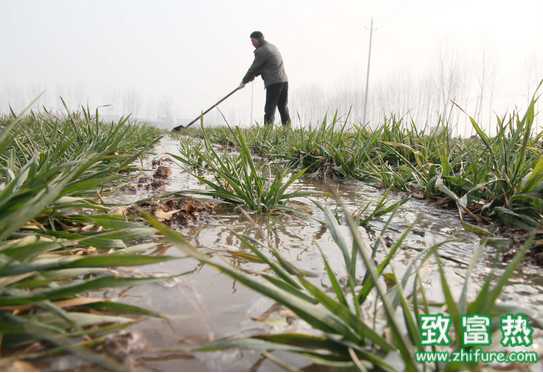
250, 31, 264, 48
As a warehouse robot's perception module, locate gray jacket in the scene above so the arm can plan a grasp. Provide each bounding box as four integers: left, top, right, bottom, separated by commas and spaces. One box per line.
242, 41, 288, 88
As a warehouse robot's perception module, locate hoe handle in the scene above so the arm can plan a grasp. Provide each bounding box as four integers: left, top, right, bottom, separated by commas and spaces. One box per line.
172, 86, 241, 131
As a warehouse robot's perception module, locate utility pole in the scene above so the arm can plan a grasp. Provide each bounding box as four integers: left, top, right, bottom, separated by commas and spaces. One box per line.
362, 18, 374, 125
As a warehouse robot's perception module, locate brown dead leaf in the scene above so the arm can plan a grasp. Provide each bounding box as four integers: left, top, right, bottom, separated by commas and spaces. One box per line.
74, 246, 97, 256
251, 303, 283, 322
110, 206, 129, 216
153, 208, 180, 222
229, 251, 263, 263
0, 297, 104, 312
54, 297, 104, 309
80, 224, 96, 232
134, 196, 215, 226
0, 273, 35, 288
2, 360, 39, 372
278, 309, 297, 324
21, 221, 45, 231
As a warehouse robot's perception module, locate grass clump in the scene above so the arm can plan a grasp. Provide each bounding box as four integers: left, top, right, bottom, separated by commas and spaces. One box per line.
0, 105, 175, 369
172, 125, 307, 213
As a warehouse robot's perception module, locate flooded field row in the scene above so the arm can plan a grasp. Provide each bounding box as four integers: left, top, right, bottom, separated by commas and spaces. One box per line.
109, 138, 543, 371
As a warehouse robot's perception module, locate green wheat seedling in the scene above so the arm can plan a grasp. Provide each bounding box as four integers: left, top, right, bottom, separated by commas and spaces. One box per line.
0, 103, 176, 369
171, 125, 308, 212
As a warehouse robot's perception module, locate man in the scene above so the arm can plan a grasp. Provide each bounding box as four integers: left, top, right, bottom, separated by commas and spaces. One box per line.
239, 31, 291, 126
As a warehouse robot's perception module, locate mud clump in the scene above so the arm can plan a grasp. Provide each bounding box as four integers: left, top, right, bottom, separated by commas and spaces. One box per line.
151, 156, 173, 169
500, 227, 543, 267
528, 236, 543, 266
137, 176, 152, 185
132, 196, 215, 227
96, 331, 146, 368
148, 157, 174, 190
120, 155, 174, 193
126, 157, 174, 192
149, 178, 167, 190
153, 166, 172, 179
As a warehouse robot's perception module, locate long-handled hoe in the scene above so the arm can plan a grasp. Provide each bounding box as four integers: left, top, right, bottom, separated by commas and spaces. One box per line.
172, 86, 242, 131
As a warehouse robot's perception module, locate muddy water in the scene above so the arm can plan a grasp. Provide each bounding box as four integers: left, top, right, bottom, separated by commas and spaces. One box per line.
109, 138, 543, 371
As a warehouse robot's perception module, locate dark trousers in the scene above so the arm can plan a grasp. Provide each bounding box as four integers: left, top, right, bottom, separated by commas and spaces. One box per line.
264, 82, 291, 126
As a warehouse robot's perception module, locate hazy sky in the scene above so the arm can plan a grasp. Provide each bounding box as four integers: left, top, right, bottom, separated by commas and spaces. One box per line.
1, 0, 542, 129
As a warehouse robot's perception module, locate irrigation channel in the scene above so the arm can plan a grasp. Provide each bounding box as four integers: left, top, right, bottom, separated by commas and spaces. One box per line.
103, 137, 543, 371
